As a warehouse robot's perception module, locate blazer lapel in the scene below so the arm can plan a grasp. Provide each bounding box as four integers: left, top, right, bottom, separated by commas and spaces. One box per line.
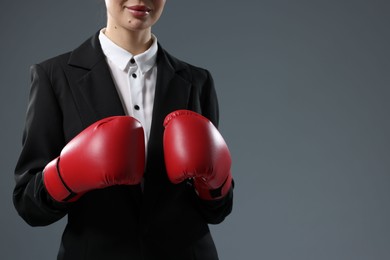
66, 32, 125, 128
140, 46, 192, 233
145, 45, 192, 179
66, 34, 192, 180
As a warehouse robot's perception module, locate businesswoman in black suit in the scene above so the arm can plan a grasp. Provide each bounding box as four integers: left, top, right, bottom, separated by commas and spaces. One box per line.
13, 1, 234, 259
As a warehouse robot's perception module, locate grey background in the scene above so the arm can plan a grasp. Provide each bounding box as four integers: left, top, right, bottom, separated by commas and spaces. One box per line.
1, 0, 389, 259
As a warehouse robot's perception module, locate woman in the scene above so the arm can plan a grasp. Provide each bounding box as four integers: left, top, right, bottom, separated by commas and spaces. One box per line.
13, 1, 234, 259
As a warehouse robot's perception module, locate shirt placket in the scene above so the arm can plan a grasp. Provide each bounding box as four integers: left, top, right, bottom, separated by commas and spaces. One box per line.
128, 64, 147, 144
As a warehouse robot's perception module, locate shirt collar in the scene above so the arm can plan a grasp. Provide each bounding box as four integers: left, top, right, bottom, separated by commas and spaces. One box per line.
98, 28, 158, 74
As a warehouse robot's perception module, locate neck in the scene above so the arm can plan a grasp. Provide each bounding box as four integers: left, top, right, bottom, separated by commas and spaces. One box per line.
104, 25, 153, 55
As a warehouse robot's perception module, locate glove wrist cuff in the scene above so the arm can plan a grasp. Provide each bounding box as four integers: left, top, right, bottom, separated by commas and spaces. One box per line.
43, 157, 76, 202
194, 172, 232, 200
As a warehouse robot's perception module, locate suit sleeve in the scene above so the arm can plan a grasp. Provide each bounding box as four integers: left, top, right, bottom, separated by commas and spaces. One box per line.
190, 69, 234, 224
13, 64, 69, 226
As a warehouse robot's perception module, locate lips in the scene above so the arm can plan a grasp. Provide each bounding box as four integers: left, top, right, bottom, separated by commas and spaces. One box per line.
126, 5, 152, 17
128, 5, 151, 12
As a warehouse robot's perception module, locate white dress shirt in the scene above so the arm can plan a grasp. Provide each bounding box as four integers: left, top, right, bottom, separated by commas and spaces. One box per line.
98, 29, 158, 150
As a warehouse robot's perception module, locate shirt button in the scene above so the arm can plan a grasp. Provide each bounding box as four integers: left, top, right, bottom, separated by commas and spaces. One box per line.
134, 105, 140, 110
130, 58, 135, 64
132, 73, 137, 78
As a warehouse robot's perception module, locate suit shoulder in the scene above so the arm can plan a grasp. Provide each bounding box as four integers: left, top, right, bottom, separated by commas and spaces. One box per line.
28, 52, 73, 86
34, 52, 72, 70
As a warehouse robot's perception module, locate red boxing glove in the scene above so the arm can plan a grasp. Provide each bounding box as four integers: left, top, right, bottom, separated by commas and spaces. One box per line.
163, 110, 232, 200
43, 116, 145, 202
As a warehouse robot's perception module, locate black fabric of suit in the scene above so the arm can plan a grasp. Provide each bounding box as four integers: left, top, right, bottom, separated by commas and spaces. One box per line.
13, 31, 233, 260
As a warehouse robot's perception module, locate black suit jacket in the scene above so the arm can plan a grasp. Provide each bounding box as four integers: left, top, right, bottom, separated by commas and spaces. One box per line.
13, 31, 233, 260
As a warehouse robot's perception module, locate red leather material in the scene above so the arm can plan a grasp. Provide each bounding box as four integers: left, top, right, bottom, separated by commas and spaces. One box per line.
163, 110, 232, 200
43, 116, 145, 202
